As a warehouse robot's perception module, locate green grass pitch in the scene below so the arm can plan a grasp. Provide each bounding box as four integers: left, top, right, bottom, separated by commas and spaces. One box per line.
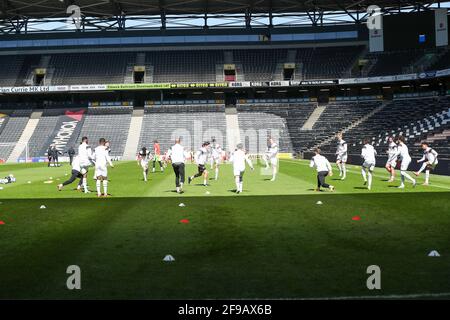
0, 159, 449, 299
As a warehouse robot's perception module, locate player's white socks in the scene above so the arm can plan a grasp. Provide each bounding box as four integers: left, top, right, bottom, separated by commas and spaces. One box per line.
239, 182, 243, 193
203, 179, 207, 186
215, 167, 219, 180
83, 177, 88, 193
399, 171, 415, 188
342, 164, 346, 179
96, 180, 102, 196
368, 172, 372, 190
361, 168, 367, 182
337, 163, 342, 176
103, 180, 108, 195
425, 170, 430, 184
143, 171, 147, 182
417, 162, 427, 174
235, 176, 240, 192
271, 167, 277, 181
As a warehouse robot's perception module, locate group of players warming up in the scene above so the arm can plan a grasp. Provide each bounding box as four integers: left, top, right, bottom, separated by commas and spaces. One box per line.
58, 136, 114, 197
56, 132, 438, 196
137, 137, 260, 194
312, 133, 439, 192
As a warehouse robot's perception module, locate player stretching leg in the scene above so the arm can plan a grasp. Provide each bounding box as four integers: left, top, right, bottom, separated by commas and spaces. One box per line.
395, 136, 416, 189
211, 139, 223, 180
310, 149, 334, 192
414, 142, 438, 186
385, 137, 398, 182
188, 142, 210, 186
361, 138, 377, 190
230, 143, 254, 194
138, 146, 151, 182
268, 137, 279, 181
58, 156, 86, 191
335, 133, 348, 180
93, 138, 114, 197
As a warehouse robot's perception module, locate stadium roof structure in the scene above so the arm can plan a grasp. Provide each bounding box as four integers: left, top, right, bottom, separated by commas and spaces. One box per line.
0, 0, 445, 33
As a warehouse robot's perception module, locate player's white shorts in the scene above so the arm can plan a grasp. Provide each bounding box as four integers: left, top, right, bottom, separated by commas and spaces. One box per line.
95, 165, 108, 178
270, 157, 278, 166
233, 168, 245, 177
337, 154, 348, 162
80, 159, 92, 171
141, 160, 149, 170
400, 159, 411, 171
427, 162, 438, 170
362, 161, 375, 171
386, 158, 397, 167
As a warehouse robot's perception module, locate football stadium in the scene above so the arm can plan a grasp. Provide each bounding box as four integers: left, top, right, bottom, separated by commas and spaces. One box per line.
0, 0, 449, 304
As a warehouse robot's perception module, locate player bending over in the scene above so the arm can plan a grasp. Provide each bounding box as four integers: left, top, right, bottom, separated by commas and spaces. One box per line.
210, 139, 223, 180
385, 137, 398, 182
335, 133, 348, 180
58, 156, 86, 191
138, 146, 151, 182
267, 137, 279, 181
230, 143, 254, 194
93, 138, 114, 197
310, 148, 334, 192
188, 142, 210, 186
414, 143, 438, 186
395, 136, 416, 189
361, 138, 377, 190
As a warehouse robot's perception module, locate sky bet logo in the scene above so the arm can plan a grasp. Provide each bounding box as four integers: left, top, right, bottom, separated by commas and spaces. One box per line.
366, 5, 382, 30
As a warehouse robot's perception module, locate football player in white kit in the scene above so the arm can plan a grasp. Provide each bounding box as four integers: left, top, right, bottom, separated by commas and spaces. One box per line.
188, 142, 210, 186
414, 142, 439, 185
137, 146, 151, 182
395, 136, 416, 189
335, 133, 348, 180
361, 138, 377, 190
230, 143, 254, 194
210, 139, 222, 180
78, 136, 95, 193
385, 137, 398, 182
267, 137, 279, 181
93, 138, 114, 197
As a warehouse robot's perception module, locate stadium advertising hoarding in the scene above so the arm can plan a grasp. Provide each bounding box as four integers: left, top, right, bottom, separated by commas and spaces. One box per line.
0, 85, 68, 94
338, 73, 418, 84
169, 82, 229, 89
106, 83, 171, 90
0, 69, 448, 95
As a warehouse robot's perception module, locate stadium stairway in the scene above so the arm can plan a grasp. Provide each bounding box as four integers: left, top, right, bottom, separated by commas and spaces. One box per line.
225, 107, 241, 151
7, 110, 42, 162
422, 129, 450, 143
301, 105, 326, 130
308, 101, 388, 152
123, 108, 144, 160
